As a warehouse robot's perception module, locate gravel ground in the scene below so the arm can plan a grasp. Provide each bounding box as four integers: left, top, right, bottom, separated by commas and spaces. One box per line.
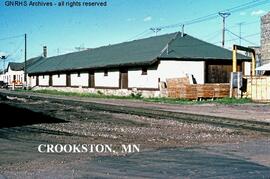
0, 95, 269, 178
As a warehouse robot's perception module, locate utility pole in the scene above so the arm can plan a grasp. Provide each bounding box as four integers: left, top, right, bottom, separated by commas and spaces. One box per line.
219, 12, 231, 47
237, 22, 244, 45
181, 24, 185, 37
1, 56, 6, 76
150, 27, 161, 36
24, 33, 27, 89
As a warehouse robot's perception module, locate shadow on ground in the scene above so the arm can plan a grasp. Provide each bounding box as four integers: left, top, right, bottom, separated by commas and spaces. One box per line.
0, 103, 66, 128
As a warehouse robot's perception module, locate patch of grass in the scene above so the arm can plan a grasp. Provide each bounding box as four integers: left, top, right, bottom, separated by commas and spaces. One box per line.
144, 97, 252, 105
143, 97, 194, 104
16, 89, 253, 105
210, 97, 252, 104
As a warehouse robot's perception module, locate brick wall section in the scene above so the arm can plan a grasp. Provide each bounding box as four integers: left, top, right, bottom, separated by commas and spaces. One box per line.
261, 12, 270, 64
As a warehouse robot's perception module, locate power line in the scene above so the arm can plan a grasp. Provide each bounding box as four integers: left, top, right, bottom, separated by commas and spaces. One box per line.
225, 29, 258, 46
147, 0, 269, 35
0, 34, 24, 41
127, 29, 150, 41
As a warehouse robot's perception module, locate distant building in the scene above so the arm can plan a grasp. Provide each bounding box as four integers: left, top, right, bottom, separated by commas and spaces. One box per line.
261, 11, 270, 65
0, 56, 43, 87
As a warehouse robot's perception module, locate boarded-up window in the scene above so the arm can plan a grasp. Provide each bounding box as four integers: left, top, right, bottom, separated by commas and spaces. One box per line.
49, 75, 52, 86
88, 71, 95, 88
142, 68, 148, 75
36, 75, 39, 86
120, 69, 128, 89
104, 70, 108, 76
66, 73, 71, 87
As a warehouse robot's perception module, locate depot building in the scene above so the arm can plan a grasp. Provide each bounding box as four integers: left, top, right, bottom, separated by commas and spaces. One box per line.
26, 32, 251, 97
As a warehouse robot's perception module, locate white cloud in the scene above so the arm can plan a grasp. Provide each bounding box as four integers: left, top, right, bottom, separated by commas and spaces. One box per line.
251, 10, 266, 16
240, 12, 246, 16
127, 18, 136, 22
143, 16, 152, 22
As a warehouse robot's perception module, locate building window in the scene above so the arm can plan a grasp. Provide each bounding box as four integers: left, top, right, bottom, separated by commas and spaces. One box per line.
77, 72, 80, 77
104, 69, 108, 76
43, 75, 45, 79
142, 68, 148, 75
58, 74, 60, 78
32, 76, 34, 79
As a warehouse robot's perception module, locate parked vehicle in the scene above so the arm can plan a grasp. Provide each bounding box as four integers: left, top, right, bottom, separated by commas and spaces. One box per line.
0, 81, 8, 89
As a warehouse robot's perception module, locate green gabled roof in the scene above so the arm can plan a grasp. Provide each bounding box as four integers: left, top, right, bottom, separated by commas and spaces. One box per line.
7, 56, 44, 72
28, 32, 250, 74
8, 62, 23, 71
160, 34, 249, 60
28, 33, 177, 74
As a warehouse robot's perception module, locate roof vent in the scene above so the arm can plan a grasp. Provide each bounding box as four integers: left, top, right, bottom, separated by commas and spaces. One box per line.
43, 46, 47, 58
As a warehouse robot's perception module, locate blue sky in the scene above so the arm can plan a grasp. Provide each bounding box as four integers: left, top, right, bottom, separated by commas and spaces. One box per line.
0, 0, 269, 65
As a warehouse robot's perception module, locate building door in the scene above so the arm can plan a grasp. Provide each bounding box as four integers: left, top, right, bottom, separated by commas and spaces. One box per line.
120, 69, 128, 89
88, 71, 95, 88
49, 75, 53, 86
36, 75, 39, 86
66, 73, 71, 87
205, 61, 242, 83
13, 75, 16, 83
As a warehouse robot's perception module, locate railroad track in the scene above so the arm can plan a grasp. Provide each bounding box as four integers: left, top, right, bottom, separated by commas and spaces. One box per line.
1, 91, 270, 133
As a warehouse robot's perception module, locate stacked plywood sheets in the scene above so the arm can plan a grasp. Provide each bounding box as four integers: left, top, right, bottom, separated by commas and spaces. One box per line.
196, 84, 214, 98
195, 84, 230, 99
166, 77, 230, 99
166, 77, 190, 99
166, 77, 190, 87
179, 85, 197, 99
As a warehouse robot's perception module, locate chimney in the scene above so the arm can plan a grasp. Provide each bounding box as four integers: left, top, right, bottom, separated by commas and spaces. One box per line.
43, 46, 47, 58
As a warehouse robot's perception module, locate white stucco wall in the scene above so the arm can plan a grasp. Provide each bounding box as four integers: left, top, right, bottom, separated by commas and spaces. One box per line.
157, 60, 205, 84
39, 75, 49, 86
128, 69, 159, 89
95, 71, 119, 88
3, 67, 24, 85
53, 74, 66, 86
29, 60, 205, 89
29, 76, 36, 87
70, 73, 88, 87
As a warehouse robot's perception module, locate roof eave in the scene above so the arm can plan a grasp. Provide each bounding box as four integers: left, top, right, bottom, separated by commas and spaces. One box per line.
28, 59, 159, 75
157, 57, 251, 61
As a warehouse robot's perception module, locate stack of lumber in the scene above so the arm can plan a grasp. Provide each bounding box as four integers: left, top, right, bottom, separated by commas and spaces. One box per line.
166, 77, 190, 98
178, 85, 197, 99
196, 84, 230, 98
196, 84, 215, 98
166, 77, 230, 99
213, 84, 230, 98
